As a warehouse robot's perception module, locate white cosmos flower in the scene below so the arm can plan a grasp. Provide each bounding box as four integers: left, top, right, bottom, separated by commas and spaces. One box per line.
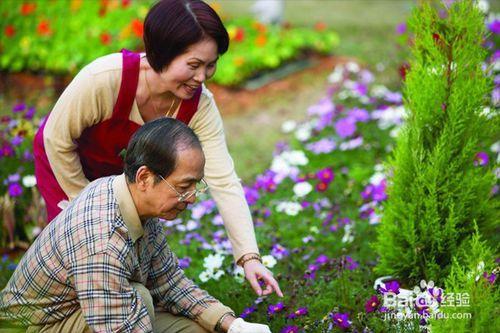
293, 182, 313, 197
261, 255, 277, 268
282, 150, 308, 166
346, 61, 360, 73
233, 265, 245, 283
276, 201, 303, 216
22, 175, 36, 188
295, 125, 312, 142
281, 120, 297, 133
212, 270, 225, 281
476, 0, 489, 13
328, 67, 343, 83
203, 253, 225, 271
199, 271, 211, 283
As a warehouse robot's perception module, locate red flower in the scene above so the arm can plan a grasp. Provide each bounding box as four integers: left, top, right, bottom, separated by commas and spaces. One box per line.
234, 27, 245, 42
131, 19, 143, 38
432, 33, 440, 42
100, 32, 112, 45
4, 25, 15, 38
399, 63, 410, 81
316, 182, 329, 192
314, 22, 327, 31
20, 2, 36, 16
37, 20, 52, 37
121, 0, 131, 8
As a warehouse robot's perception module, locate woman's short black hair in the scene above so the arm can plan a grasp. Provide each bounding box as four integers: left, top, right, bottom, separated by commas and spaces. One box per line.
144, 0, 229, 72
124, 118, 202, 183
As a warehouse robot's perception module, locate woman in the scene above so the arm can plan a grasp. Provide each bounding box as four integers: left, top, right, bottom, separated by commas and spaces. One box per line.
33, 0, 282, 298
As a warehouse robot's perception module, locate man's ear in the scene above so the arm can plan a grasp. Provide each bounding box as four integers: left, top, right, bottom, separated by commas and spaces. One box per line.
135, 166, 154, 191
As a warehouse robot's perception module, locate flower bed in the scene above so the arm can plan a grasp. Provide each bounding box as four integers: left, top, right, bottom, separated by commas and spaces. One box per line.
0, 0, 339, 87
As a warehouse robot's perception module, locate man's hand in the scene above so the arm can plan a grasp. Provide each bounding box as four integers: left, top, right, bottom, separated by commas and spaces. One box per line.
228, 318, 271, 333
243, 259, 283, 297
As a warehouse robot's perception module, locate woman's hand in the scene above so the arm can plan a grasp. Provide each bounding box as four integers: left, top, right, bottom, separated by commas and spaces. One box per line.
243, 259, 283, 297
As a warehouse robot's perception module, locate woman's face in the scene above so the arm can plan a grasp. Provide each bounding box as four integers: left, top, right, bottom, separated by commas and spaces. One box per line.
159, 38, 219, 99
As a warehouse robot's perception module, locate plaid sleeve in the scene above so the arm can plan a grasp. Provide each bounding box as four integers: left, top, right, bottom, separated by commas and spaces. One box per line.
146, 234, 223, 321
70, 250, 152, 333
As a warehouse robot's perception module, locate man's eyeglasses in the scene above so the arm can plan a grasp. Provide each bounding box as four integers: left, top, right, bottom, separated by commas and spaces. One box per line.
158, 175, 208, 202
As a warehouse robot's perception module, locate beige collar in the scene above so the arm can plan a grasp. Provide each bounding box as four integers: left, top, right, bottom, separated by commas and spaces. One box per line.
112, 174, 144, 242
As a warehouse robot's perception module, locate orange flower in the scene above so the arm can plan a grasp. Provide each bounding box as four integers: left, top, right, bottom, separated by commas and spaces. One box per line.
314, 22, 327, 31
4, 25, 15, 38
255, 34, 267, 47
20, 2, 36, 16
252, 21, 267, 34
131, 19, 143, 38
70, 0, 82, 12
233, 56, 245, 67
37, 20, 52, 37
100, 32, 112, 45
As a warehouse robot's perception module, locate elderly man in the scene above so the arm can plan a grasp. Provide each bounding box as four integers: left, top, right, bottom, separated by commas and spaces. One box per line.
0, 118, 272, 333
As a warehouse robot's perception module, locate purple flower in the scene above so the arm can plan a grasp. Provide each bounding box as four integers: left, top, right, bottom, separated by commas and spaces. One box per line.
240, 306, 256, 319
271, 244, 289, 259
347, 108, 370, 122
315, 254, 329, 265
474, 152, 489, 166
331, 312, 351, 330
335, 117, 357, 138
306, 138, 336, 154
287, 307, 308, 319
8, 173, 20, 183
365, 295, 380, 313
308, 97, 334, 116
178, 257, 192, 269
316, 167, 334, 183
12, 103, 26, 113
25, 107, 36, 120
23, 149, 34, 161
483, 272, 497, 284
1, 144, 14, 157
280, 326, 300, 333
254, 171, 277, 193
379, 280, 400, 295
344, 256, 359, 270
8, 183, 23, 197
268, 302, 285, 315
353, 82, 368, 96
11, 136, 24, 146
244, 186, 260, 205
384, 91, 403, 104
396, 23, 407, 35
428, 287, 443, 303
488, 19, 500, 34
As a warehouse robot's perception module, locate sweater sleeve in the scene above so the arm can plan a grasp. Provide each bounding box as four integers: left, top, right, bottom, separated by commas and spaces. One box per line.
189, 87, 260, 262
43, 66, 116, 200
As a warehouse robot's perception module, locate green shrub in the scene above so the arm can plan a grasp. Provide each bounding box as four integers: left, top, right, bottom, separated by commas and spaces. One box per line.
374, 1, 498, 285
430, 229, 499, 333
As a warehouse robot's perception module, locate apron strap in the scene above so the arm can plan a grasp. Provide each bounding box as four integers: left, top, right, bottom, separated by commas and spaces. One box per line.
113, 49, 140, 120
176, 86, 202, 125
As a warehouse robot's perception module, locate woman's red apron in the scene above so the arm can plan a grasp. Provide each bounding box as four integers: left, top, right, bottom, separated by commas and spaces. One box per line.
33, 50, 202, 221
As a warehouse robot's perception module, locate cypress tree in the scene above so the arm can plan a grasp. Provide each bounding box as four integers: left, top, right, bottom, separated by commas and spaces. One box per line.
374, 1, 498, 284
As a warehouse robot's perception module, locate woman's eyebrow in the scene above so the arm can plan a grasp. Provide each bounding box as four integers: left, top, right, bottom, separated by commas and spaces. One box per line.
188, 56, 219, 63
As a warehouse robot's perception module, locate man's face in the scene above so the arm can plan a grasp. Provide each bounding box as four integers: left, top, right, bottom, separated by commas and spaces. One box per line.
146, 147, 205, 220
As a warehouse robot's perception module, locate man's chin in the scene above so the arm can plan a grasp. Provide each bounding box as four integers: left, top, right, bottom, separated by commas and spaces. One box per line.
161, 209, 181, 220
